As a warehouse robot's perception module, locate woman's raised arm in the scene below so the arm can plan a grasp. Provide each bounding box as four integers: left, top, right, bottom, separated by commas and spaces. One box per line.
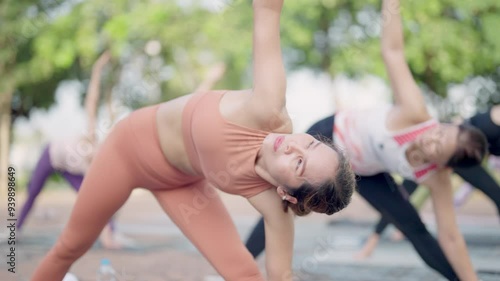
85, 51, 111, 144
250, 0, 287, 114
381, 0, 429, 122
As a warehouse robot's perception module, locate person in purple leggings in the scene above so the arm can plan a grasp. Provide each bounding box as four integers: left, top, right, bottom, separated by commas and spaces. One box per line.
18, 56, 227, 250
16, 51, 129, 249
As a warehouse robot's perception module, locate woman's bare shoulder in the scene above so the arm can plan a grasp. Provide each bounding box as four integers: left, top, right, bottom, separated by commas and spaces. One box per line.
386, 106, 432, 131
238, 90, 292, 132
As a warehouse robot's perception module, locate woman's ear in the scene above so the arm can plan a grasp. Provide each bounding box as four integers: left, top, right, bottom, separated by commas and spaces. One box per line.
276, 186, 287, 198
276, 186, 298, 204
286, 195, 298, 204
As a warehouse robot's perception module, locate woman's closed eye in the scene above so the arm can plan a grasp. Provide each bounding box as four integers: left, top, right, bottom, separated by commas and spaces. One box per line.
296, 158, 303, 170
308, 140, 315, 148
295, 141, 314, 171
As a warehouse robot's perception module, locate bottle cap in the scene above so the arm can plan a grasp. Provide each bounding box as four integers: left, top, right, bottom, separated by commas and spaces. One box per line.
100, 258, 111, 266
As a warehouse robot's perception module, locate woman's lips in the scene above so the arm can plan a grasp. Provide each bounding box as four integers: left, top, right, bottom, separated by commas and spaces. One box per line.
274, 136, 284, 152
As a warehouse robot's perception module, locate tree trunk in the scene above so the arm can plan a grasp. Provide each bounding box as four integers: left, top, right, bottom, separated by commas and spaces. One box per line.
0, 92, 13, 202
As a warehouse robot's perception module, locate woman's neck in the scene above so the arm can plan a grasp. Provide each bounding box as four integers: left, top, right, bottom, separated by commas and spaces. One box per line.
254, 155, 279, 187
405, 140, 429, 167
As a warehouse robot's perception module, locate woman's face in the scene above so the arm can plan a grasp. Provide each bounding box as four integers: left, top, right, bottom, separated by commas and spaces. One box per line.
416, 124, 459, 165
257, 133, 340, 189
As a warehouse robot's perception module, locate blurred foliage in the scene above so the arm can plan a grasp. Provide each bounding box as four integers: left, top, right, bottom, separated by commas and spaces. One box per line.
277, 0, 500, 100
1, 0, 500, 119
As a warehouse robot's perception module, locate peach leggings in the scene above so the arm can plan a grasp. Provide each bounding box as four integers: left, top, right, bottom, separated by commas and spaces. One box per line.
31, 105, 263, 281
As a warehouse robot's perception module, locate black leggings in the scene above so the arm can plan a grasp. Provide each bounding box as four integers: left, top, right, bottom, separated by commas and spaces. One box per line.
246, 217, 265, 259
469, 109, 500, 156
373, 165, 500, 235
454, 165, 500, 218
245, 116, 459, 281
373, 180, 418, 235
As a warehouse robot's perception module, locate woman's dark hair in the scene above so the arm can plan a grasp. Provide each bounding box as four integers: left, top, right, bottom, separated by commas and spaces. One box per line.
447, 124, 487, 168
282, 142, 356, 216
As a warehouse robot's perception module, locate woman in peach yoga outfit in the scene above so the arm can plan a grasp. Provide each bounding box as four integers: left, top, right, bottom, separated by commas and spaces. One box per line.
31, 1, 356, 280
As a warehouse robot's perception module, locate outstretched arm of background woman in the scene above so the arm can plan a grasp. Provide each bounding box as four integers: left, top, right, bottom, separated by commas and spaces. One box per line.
85, 51, 111, 144
423, 171, 479, 281
381, 0, 429, 122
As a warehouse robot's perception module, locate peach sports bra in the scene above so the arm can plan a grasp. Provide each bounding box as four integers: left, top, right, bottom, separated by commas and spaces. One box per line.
182, 91, 272, 198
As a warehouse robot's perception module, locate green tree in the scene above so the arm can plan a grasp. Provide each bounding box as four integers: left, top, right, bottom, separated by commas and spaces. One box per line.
278, 0, 500, 112
1, 0, 47, 197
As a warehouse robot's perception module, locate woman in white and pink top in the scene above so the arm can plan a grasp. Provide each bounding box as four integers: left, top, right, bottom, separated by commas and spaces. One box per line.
325, 1, 485, 279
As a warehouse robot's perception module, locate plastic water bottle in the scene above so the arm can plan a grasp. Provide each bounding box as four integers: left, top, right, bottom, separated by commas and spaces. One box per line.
96, 258, 117, 281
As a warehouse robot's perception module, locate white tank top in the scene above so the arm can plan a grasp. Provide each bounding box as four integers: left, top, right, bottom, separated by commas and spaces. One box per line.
49, 136, 96, 175
333, 105, 439, 183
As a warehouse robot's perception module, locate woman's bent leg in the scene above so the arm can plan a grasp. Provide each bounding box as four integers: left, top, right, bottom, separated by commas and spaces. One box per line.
31, 143, 135, 281
153, 182, 263, 281
454, 165, 500, 220
61, 171, 122, 248
60, 172, 84, 192
18, 146, 56, 231
357, 173, 458, 281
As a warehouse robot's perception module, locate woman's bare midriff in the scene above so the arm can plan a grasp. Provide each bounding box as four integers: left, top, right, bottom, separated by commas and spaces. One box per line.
156, 94, 199, 176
